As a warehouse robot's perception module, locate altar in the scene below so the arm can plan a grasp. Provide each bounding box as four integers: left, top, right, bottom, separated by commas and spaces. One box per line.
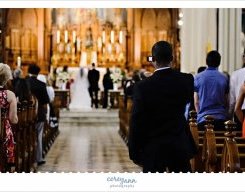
50, 9, 126, 70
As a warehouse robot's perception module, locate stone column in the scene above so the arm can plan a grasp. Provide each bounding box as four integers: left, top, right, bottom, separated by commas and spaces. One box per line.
37, 9, 46, 72
132, 9, 142, 69
180, 8, 217, 74
218, 8, 242, 73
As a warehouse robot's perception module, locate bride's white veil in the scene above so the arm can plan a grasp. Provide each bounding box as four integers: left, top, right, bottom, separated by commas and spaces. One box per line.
69, 67, 91, 110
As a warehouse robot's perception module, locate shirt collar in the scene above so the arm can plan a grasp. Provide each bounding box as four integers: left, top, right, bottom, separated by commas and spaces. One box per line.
29, 74, 38, 78
154, 66, 171, 72
207, 67, 217, 70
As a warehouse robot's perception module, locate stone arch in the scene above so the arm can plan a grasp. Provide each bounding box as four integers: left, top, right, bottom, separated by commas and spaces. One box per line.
7, 9, 22, 49
141, 9, 157, 58
156, 9, 171, 41
157, 9, 171, 31
22, 8, 37, 29
7, 8, 21, 32
141, 8, 156, 30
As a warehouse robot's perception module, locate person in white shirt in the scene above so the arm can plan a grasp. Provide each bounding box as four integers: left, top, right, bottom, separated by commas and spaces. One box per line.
229, 52, 245, 129
37, 74, 55, 121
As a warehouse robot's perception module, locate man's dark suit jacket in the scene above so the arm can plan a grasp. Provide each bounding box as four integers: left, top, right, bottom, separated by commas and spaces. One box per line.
88, 69, 100, 91
128, 68, 197, 168
26, 76, 50, 122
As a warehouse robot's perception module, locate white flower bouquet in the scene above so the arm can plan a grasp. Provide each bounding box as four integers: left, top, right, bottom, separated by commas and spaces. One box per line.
57, 71, 70, 82
110, 68, 123, 83
56, 71, 70, 89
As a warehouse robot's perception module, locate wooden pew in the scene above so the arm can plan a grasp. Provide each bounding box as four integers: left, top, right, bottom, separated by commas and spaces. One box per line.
189, 111, 205, 172
0, 96, 60, 172
119, 94, 132, 144
201, 116, 245, 172
188, 112, 245, 173
201, 115, 219, 172
221, 121, 245, 172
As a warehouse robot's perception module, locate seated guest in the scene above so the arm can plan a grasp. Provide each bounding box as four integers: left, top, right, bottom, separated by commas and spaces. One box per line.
123, 70, 140, 107
124, 70, 140, 97
0, 63, 18, 171
26, 64, 49, 166
12, 69, 32, 103
229, 50, 245, 130
235, 82, 245, 137
128, 41, 197, 173
194, 51, 229, 130
12, 68, 22, 90
139, 69, 152, 80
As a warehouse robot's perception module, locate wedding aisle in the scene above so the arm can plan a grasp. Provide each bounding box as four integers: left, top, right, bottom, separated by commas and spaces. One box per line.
38, 109, 141, 172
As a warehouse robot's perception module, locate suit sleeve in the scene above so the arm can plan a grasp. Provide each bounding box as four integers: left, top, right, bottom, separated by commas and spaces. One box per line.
128, 83, 145, 163
188, 74, 195, 111
40, 84, 50, 105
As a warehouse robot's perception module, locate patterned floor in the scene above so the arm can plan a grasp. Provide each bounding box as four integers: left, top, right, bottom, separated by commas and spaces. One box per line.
38, 123, 141, 173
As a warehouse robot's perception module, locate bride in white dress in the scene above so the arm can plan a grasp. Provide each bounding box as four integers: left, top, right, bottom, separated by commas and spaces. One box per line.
69, 67, 91, 110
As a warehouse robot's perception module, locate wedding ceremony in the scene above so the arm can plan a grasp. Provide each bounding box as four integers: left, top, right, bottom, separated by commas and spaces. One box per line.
0, 8, 245, 173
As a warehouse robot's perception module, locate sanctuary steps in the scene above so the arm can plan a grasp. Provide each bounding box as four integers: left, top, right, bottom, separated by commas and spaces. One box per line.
59, 109, 119, 126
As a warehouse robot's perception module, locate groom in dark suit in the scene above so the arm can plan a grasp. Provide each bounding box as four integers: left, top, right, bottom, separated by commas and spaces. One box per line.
88, 63, 100, 108
128, 41, 197, 173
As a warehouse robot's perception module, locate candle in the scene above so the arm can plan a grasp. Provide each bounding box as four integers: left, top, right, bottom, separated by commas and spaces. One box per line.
119, 30, 123, 44
64, 30, 68, 43
110, 30, 114, 44
108, 43, 112, 53
97, 37, 102, 49
72, 30, 76, 43
57, 30, 60, 44
102, 30, 106, 44
17, 56, 21, 68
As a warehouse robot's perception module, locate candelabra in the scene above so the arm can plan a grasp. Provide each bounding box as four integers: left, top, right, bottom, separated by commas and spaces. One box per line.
97, 21, 126, 68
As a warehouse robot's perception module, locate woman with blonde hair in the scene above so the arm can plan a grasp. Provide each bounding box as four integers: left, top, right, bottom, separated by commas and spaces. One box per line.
0, 63, 18, 171
235, 82, 245, 137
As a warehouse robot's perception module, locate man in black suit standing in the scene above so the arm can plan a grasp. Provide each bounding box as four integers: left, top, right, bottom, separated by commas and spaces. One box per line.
26, 64, 50, 166
128, 41, 197, 173
88, 63, 100, 108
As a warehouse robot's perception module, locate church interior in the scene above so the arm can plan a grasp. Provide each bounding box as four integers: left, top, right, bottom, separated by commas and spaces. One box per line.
0, 8, 245, 173
0, 8, 180, 74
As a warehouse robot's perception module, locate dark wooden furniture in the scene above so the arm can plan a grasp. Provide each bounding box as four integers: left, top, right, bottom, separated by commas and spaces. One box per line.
108, 90, 121, 109
54, 89, 70, 109
0, 97, 60, 173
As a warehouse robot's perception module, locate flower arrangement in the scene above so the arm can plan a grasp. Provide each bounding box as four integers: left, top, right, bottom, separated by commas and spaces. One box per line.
57, 71, 70, 83
110, 67, 123, 84
56, 69, 70, 89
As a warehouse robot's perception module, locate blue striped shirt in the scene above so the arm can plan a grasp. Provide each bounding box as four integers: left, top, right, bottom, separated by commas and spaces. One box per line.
194, 67, 229, 123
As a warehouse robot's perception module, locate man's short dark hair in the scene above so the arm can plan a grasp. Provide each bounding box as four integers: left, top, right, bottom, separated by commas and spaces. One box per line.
206, 51, 221, 68
28, 64, 40, 75
152, 41, 173, 66
92, 63, 95, 67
